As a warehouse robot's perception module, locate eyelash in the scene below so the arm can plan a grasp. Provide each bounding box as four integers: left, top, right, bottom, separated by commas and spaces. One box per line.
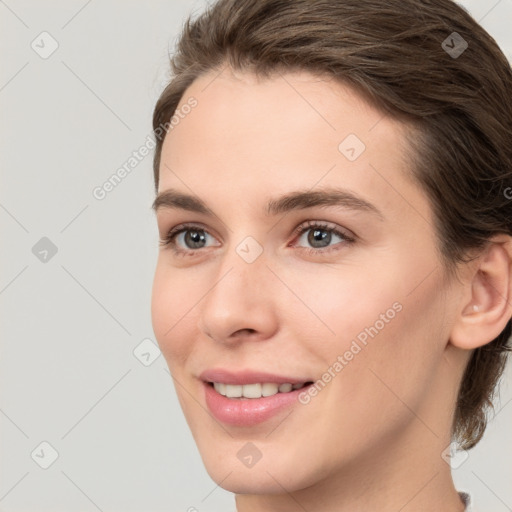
159, 221, 356, 257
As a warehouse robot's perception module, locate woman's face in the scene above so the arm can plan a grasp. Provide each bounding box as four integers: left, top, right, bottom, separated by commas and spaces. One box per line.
151, 68, 466, 493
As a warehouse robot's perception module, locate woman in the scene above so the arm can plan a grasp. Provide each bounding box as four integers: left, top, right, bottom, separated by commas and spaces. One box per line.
150, 1, 512, 510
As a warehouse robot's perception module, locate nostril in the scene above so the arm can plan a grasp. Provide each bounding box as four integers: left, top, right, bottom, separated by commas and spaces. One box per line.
234, 328, 256, 336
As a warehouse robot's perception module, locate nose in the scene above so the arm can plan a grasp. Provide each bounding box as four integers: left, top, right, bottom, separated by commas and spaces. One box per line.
197, 244, 279, 345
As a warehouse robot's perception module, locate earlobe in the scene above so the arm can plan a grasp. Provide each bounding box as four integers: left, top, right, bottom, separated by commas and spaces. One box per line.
450, 235, 512, 350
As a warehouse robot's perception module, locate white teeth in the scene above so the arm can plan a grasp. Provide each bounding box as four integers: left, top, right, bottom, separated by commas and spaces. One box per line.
242, 383, 262, 398
213, 382, 226, 395
225, 384, 242, 398
261, 383, 279, 397
212, 382, 306, 398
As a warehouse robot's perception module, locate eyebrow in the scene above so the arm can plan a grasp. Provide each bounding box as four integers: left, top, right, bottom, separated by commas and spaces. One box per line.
152, 187, 384, 220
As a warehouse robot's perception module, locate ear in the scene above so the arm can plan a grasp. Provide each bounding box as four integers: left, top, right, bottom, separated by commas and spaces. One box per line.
450, 234, 512, 350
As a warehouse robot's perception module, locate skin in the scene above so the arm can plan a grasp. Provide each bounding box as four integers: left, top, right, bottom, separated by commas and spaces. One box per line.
151, 67, 512, 512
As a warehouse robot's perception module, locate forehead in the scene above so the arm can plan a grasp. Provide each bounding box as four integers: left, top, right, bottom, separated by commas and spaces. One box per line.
162, 68, 405, 170
158, 67, 432, 229
176, 67, 390, 142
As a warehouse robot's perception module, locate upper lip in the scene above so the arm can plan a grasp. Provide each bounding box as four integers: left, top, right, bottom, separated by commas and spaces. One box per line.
199, 369, 312, 385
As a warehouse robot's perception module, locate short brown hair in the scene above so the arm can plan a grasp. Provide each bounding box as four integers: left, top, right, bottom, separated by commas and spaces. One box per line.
152, 0, 512, 450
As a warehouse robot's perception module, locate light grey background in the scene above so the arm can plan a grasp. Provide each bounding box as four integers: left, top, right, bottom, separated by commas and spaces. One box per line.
1, 1, 511, 511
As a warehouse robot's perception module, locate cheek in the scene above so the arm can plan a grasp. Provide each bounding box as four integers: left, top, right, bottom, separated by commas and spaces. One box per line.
151, 263, 196, 369
282, 261, 402, 350
295, 250, 447, 399
323, 271, 448, 431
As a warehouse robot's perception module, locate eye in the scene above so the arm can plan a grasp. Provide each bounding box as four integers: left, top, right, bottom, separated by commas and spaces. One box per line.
159, 223, 219, 256
292, 221, 355, 253
159, 220, 355, 257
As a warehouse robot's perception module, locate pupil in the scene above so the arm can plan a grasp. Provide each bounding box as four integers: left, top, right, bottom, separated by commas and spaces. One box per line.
186, 230, 206, 248
309, 228, 330, 248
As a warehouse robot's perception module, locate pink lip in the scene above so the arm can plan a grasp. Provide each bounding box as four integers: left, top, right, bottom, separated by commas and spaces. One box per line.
200, 369, 313, 427
199, 368, 309, 385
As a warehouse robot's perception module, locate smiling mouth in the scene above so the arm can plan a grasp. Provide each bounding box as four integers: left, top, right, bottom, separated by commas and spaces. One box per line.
208, 381, 314, 399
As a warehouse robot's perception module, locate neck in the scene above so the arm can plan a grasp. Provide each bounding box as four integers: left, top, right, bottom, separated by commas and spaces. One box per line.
235, 419, 466, 512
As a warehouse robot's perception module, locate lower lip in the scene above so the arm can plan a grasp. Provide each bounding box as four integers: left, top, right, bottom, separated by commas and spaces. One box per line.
203, 382, 311, 427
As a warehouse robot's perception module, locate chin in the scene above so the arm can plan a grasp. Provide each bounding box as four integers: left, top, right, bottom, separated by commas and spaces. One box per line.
205, 463, 303, 495
197, 441, 325, 495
